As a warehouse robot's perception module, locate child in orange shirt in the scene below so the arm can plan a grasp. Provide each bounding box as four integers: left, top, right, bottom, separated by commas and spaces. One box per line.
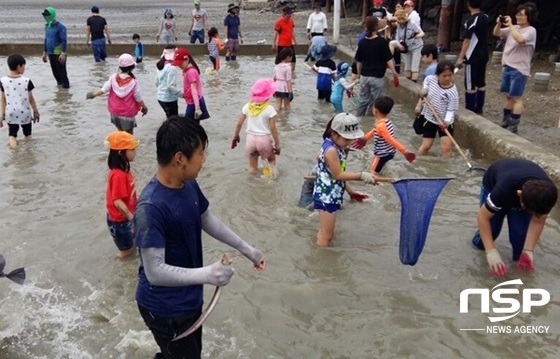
353, 96, 416, 174
207, 27, 225, 72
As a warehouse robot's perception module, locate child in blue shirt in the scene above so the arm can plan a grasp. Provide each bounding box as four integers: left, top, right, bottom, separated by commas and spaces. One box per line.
330, 62, 359, 112
313, 56, 336, 102
132, 33, 143, 63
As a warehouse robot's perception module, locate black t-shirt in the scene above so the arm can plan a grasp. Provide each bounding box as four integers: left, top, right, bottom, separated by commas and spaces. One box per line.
461, 12, 489, 64
483, 158, 553, 213
367, 6, 388, 20
354, 36, 392, 78
87, 16, 107, 41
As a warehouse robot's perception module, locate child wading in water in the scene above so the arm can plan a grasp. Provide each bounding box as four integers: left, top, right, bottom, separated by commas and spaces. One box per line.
132, 33, 143, 63
155, 46, 182, 118
314, 113, 377, 247
330, 61, 359, 112
352, 96, 416, 175
0, 54, 40, 148
207, 27, 225, 72
172, 48, 210, 122
105, 131, 139, 259
156, 8, 177, 45
86, 53, 148, 134
273, 47, 293, 111
232, 78, 280, 176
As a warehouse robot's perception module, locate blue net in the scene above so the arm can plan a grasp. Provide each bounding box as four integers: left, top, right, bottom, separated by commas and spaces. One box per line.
391, 178, 453, 266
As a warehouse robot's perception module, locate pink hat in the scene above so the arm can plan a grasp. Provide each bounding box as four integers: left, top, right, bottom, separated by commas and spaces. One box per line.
118, 53, 136, 67
373, 0, 383, 5
403, 0, 414, 7
250, 78, 276, 102
162, 48, 176, 61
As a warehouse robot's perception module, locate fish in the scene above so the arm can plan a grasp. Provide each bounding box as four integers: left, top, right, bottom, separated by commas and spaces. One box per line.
0, 254, 26, 285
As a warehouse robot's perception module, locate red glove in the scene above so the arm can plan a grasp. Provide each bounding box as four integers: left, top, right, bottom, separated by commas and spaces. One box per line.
231, 136, 240, 149
345, 90, 354, 98
404, 152, 416, 163
350, 138, 367, 150
350, 191, 369, 202
272, 146, 281, 155
438, 123, 447, 132
393, 75, 399, 88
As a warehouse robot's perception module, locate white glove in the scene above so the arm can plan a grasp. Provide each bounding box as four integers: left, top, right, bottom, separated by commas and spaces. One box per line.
204, 259, 235, 286
194, 109, 202, 120
360, 172, 376, 184
418, 87, 429, 98
486, 248, 507, 276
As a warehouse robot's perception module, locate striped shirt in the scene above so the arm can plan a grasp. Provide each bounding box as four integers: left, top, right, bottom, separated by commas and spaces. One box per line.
364, 117, 407, 157
421, 75, 459, 125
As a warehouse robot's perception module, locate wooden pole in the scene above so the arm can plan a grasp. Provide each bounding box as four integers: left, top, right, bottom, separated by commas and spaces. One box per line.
437, 0, 455, 52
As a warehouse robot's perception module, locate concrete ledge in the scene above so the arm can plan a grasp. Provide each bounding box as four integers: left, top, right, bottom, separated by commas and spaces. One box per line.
0, 43, 311, 57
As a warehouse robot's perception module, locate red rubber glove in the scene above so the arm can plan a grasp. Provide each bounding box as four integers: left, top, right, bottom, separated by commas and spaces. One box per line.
393, 75, 399, 88
404, 152, 416, 163
350, 191, 369, 202
438, 123, 447, 133
350, 138, 367, 150
345, 90, 354, 98
231, 136, 240, 149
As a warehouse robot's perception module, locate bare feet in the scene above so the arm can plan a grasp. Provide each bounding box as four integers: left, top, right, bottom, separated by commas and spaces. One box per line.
116, 248, 135, 259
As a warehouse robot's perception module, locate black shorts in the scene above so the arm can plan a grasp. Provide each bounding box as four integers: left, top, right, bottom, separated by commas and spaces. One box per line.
371, 154, 395, 173
274, 91, 290, 98
422, 118, 454, 139
8, 123, 32, 138
277, 45, 296, 63
464, 62, 487, 91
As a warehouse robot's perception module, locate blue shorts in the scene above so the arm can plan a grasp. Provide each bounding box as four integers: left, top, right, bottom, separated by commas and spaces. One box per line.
107, 216, 134, 250
471, 186, 532, 261
185, 97, 210, 121
313, 200, 340, 213
500, 65, 528, 98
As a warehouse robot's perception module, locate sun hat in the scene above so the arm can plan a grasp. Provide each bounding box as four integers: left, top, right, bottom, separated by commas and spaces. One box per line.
91, 5, 99, 13
162, 48, 176, 61
118, 53, 136, 68
331, 113, 364, 140
403, 1, 414, 7
250, 78, 277, 102
283, 6, 294, 15
164, 8, 173, 14
337, 62, 349, 77
194, 0, 201, 5
171, 48, 190, 66
106, 131, 139, 150
228, 3, 239, 12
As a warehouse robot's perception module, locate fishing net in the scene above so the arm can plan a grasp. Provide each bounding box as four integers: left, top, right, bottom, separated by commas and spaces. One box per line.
391, 178, 453, 266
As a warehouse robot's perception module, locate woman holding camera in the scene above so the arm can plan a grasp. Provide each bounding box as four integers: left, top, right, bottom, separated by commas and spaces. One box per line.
390, 9, 424, 82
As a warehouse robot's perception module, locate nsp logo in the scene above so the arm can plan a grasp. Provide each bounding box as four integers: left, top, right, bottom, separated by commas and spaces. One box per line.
460, 279, 550, 322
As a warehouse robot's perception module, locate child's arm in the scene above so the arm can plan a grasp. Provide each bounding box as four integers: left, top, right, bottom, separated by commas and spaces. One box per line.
166, 67, 183, 98
376, 120, 407, 154
190, 82, 201, 118
28, 90, 39, 123
113, 198, 134, 221
0, 91, 5, 128
324, 147, 375, 183
86, 88, 104, 99
173, 21, 178, 40
188, 14, 194, 35
232, 113, 247, 148
215, 38, 225, 51
340, 77, 359, 90
156, 21, 162, 41
200, 210, 266, 270
269, 116, 280, 154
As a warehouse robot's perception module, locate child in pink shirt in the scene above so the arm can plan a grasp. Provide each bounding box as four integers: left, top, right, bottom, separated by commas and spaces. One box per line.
172, 48, 210, 122
86, 53, 148, 134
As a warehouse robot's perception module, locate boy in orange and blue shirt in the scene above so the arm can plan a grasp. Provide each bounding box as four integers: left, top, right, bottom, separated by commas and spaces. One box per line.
353, 96, 416, 174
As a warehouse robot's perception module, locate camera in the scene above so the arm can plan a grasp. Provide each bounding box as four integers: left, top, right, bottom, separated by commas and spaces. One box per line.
499, 16, 507, 24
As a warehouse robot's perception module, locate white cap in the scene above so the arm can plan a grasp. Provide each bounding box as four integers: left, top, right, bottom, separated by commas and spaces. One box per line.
331, 113, 364, 139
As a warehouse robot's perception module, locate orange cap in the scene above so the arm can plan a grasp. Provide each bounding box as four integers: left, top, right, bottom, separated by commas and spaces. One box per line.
106, 131, 139, 150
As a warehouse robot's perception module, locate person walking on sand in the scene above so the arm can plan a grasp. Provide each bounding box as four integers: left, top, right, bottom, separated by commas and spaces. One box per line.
493, 2, 538, 134
156, 8, 178, 45
456, 0, 489, 115
86, 5, 112, 63
42, 6, 70, 89
135, 116, 267, 359
232, 78, 280, 175
189, 0, 208, 44
306, 3, 327, 39
272, 7, 297, 72
0, 54, 40, 149
105, 131, 139, 259
86, 54, 148, 134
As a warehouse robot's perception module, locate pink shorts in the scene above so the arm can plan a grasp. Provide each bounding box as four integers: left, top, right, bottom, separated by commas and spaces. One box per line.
244, 133, 273, 159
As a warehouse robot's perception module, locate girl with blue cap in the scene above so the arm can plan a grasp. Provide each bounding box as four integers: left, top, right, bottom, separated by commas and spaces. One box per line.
330, 62, 359, 112
156, 8, 177, 44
